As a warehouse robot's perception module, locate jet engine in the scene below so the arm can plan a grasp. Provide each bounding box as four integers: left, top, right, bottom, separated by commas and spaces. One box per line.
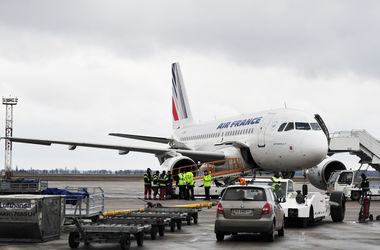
306, 158, 346, 190
159, 153, 196, 176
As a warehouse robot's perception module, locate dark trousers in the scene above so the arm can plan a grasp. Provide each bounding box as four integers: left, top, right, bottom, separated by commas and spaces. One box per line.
159, 187, 166, 200
186, 185, 194, 200
179, 185, 186, 199
204, 186, 210, 200
166, 185, 172, 199
144, 185, 152, 199
153, 187, 159, 199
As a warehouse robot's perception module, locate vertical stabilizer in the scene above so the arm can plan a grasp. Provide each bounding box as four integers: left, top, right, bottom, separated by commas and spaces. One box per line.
172, 62, 194, 129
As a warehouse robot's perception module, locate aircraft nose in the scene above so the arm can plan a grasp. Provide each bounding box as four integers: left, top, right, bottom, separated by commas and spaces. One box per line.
302, 133, 328, 166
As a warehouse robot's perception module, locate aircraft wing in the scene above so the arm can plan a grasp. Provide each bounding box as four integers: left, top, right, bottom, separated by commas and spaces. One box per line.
109, 133, 172, 144
3, 137, 225, 162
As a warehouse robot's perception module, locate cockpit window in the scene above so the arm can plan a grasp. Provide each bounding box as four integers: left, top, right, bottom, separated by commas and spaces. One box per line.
278, 123, 287, 132
284, 122, 294, 131
310, 123, 322, 130
295, 122, 311, 130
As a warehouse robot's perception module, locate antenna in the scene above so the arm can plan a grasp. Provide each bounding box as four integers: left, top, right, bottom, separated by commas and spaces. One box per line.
2, 96, 18, 179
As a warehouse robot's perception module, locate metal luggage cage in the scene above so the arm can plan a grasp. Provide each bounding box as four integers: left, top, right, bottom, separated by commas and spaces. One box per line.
64, 187, 104, 221
65, 218, 150, 249
0, 179, 48, 194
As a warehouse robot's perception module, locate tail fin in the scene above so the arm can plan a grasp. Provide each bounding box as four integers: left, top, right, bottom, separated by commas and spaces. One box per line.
172, 62, 194, 129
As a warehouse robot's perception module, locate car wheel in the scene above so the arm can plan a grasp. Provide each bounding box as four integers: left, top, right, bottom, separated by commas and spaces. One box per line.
266, 223, 275, 242
330, 191, 346, 222
278, 221, 285, 237
216, 232, 224, 241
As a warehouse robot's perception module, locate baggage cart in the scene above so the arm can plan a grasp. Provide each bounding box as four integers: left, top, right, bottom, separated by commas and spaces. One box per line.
65, 218, 150, 250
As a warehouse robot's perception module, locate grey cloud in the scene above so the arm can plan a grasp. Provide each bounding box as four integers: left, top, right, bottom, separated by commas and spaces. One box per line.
1, 1, 380, 77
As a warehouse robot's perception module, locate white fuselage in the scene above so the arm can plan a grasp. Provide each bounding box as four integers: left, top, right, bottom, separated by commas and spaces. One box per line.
173, 108, 328, 172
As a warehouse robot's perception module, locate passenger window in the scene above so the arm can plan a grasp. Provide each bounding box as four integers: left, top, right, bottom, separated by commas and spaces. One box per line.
284, 122, 294, 131
310, 123, 322, 130
295, 122, 311, 130
278, 123, 287, 132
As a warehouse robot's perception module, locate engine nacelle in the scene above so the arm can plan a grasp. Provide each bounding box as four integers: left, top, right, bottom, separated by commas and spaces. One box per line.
160, 155, 195, 176
215, 147, 242, 159
306, 158, 346, 190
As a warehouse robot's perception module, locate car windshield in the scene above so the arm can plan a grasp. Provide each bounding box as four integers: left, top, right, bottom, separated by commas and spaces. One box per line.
222, 187, 266, 201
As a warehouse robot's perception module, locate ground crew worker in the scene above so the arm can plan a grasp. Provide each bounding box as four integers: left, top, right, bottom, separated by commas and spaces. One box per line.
144, 168, 152, 200
361, 173, 370, 197
185, 170, 195, 200
152, 171, 160, 200
159, 170, 168, 200
203, 170, 211, 200
166, 172, 173, 199
178, 169, 186, 199
271, 172, 282, 197
238, 176, 246, 186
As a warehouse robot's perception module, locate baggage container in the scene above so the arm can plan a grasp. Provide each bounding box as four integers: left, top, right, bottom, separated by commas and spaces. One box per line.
0, 194, 65, 242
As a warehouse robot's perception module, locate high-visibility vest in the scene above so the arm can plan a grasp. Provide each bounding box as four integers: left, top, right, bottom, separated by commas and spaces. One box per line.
152, 174, 159, 187
144, 173, 152, 186
178, 173, 186, 186
185, 172, 194, 185
159, 174, 168, 187
203, 174, 211, 187
272, 176, 282, 190
167, 175, 173, 187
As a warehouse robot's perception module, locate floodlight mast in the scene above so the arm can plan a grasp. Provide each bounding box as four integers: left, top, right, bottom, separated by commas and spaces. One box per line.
2, 96, 18, 179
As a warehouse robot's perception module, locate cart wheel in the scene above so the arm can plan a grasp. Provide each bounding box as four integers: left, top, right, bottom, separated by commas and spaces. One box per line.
186, 216, 191, 225
136, 232, 144, 247
193, 214, 198, 224
150, 226, 158, 240
120, 233, 131, 250
159, 225, 165, 236
370, 214, 374, 221
176, 220, 182, 230
68, 232, 80, 249
351, 191, 361, 201
170, 221, 176, 232
91, 215, 100, 223
84, 241, 90, 246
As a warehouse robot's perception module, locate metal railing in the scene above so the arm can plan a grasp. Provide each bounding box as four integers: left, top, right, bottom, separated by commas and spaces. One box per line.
172, 158, 250, 181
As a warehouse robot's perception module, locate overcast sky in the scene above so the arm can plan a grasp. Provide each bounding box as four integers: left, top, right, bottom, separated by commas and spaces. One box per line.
1, 1, 379, 172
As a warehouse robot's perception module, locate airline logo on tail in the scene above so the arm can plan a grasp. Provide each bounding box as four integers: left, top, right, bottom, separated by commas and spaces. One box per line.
172, 63, 191, 122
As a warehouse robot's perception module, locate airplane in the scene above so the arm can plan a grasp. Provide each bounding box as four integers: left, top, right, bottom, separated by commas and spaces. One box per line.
3, 63, 347, 188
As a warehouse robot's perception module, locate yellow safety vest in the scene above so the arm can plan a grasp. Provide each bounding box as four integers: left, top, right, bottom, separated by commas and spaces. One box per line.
185, 172, 194, 185
203, 174, 211, 187
178, 173, 186, 186
272, 176, 282, 190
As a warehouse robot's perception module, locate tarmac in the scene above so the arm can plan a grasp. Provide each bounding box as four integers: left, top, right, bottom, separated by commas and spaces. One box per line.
1, 180, 380, 250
